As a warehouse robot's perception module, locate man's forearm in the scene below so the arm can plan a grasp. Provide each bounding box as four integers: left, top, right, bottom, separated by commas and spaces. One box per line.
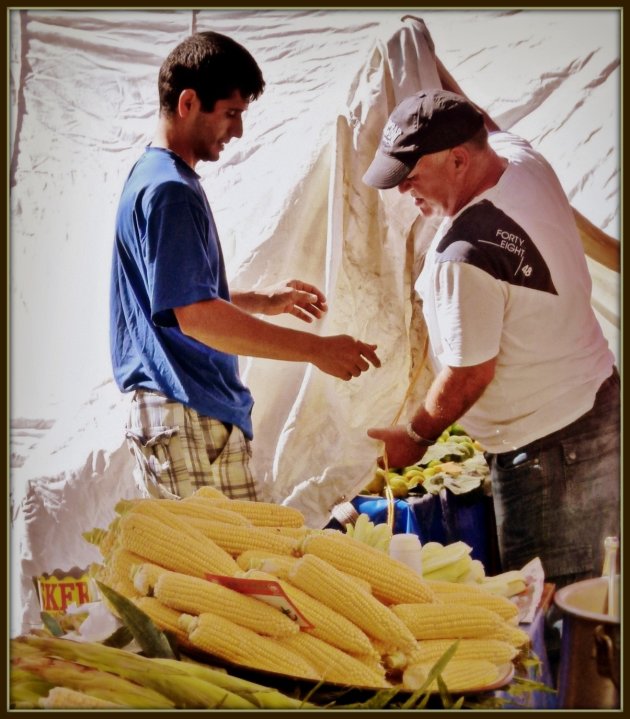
175, 297, 316, 360
230, 290, 267, 315
409, 359, 497, 440
174, 297, 380, 381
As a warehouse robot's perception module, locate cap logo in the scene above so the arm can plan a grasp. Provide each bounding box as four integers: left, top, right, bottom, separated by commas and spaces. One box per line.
381, 119, 403, 149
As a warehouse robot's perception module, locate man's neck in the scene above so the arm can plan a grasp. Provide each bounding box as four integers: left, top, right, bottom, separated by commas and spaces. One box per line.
455, 151, 508, 214
152, 119, 196, 169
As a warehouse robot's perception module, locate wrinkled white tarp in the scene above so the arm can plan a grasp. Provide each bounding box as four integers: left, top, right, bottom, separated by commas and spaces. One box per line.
10, 9, 620, 636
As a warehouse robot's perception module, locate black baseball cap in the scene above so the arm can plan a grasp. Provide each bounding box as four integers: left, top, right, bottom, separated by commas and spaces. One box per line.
363, 89, 485, 189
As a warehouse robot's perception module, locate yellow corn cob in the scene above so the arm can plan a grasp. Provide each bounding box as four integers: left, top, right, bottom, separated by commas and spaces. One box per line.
236, 550, 299, 577
264, 525, 313, 539
300, 533, 434, 604
219, 499, 305, 528
38, 686, 125, 708
353, 651, 389, 676
277, 632, 390, 688
153, 570, 299, 638
402, 658, 503, 693
243, 569, 377, 657
97, 517, 122, 560
434, 590, 519, 624
132, 596, 191, 647
184, 519, 299, 557
103, 547, 144, 582
426, 578, 488, 594
125, 498, 194, 531
191, 486, 229, 499
184, 495, 305, 528
391, 603, 505, 640
495, 624, 531, 648
118, 511, 239, 578
407, 638, 518, 666
179, 612, 319, 680
131, 562, 169, 596
367, 640, 413, 673
156, 497, 252, 526
93, 548, 144, 600
287, 554, 418, 654
238, 551, 373, 594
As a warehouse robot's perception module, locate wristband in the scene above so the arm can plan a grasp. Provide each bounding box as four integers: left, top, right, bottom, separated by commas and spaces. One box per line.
405, 421, 435, 447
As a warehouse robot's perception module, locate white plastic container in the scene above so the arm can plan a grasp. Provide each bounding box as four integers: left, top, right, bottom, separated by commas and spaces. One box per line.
389, 533, 423, 576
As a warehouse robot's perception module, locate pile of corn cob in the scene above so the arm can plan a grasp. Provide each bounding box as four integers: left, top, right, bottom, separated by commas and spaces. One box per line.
83, 487, 530, 696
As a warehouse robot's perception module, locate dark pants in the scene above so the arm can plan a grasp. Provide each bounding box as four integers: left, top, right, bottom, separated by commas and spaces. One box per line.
486, 367, 620, 589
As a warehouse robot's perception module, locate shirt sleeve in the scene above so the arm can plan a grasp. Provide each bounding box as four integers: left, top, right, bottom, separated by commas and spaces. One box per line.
430, 261, 505, 367
145, 184, 222, 327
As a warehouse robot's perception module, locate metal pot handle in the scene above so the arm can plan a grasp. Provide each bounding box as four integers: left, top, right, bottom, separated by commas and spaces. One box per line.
594, 624, 619, 690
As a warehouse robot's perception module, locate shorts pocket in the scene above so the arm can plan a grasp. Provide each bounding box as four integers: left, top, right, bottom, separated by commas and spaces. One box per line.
125, 425, 181, 499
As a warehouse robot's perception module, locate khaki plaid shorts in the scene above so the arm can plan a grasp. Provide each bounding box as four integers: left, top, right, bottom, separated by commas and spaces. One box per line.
125, 389, 259, 501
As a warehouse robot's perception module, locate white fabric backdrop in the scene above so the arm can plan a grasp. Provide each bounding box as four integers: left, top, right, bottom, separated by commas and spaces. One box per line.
10, 9, 620, 635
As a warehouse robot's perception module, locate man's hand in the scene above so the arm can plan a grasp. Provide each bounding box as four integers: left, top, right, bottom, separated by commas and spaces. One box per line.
232, 279, 328, 322
367, 425, 427, 469
313, 335, 381, 381
264, 279, 328, 322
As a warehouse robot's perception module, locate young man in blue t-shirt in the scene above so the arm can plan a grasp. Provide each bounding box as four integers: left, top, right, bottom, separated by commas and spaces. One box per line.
110, 31, 380, 501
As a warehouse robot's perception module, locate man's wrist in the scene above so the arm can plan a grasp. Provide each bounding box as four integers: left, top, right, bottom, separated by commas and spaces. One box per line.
405, 421, 436, 447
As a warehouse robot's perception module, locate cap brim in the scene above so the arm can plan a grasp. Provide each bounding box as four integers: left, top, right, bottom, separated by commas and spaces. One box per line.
362, 152, 411, 189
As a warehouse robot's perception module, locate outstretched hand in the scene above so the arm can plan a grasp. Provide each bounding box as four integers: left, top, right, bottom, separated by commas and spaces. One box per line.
263, 279, 328, 322
313, 334, 381, 381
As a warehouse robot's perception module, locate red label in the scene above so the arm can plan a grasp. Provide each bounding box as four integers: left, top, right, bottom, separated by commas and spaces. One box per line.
204, 573, 313, 628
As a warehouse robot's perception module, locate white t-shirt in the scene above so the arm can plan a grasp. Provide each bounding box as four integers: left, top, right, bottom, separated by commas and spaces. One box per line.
415, 132, 614, 453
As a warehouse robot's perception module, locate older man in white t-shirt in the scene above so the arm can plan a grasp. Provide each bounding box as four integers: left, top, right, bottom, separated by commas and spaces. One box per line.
363, 87, 619, 590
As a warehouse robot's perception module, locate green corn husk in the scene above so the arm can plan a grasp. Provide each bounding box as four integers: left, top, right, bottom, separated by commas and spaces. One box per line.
10, 638, 45, 660
153, 655, 315, 709
11, 690, 49, 709
95, 580, 176, 658
12, 654, 175, 709
46, 578, 313, 710
16, 636, 256, 709
9, 665, 55, 708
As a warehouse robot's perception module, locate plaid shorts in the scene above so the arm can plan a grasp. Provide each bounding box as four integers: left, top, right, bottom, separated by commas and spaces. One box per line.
125, 389, 259, 501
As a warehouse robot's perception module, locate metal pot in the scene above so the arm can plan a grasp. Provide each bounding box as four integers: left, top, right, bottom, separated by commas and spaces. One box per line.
554, 575, 620, 709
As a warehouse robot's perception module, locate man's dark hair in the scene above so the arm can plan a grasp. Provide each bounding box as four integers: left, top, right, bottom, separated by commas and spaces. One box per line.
158, 31, 265, 115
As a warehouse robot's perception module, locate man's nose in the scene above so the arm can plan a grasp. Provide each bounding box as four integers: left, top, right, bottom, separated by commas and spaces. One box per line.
232, 118, 244, 139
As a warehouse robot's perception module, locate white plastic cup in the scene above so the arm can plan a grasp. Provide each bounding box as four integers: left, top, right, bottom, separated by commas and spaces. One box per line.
389, 533, 423, 576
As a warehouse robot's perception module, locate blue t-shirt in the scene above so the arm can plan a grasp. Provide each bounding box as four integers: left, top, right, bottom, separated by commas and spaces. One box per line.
110, 147, 254, 438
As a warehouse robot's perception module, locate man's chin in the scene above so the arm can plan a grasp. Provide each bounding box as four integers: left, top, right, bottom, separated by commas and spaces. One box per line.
416, 204, 434, 218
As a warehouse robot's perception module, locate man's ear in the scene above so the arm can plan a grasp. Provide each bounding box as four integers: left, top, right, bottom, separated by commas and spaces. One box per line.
451, 145, 470, 172
177, 89, 198, 118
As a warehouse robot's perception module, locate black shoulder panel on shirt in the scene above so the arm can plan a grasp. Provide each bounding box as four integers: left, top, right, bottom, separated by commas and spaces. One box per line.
435, 200, 558, 295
